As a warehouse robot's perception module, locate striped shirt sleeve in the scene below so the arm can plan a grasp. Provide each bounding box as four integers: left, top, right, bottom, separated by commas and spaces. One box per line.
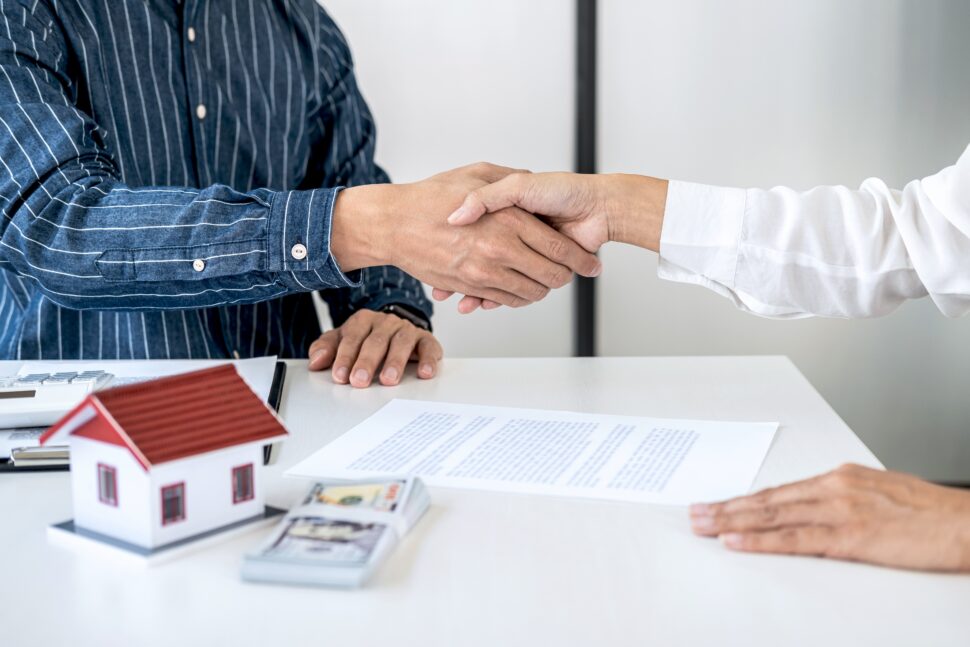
0, 0, 359, 312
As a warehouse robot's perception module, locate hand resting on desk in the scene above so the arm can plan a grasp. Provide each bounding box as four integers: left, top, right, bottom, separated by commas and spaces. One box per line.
307, 310, 443, 388
689, 464, 970, 572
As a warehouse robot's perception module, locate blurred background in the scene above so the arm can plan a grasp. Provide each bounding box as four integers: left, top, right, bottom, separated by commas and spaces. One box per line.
321, 0, 970, 483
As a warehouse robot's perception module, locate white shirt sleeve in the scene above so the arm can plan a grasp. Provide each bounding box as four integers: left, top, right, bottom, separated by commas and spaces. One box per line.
657, 144, 970, 318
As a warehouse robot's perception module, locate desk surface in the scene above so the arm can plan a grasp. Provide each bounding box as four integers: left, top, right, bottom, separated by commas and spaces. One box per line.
1, 356, 968, 647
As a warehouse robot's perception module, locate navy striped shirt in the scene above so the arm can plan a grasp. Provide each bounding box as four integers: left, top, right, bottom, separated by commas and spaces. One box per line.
0, 0, 431, 360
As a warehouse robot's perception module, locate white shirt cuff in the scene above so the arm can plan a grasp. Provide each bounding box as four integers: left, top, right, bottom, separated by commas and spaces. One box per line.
657, 180, 747, 288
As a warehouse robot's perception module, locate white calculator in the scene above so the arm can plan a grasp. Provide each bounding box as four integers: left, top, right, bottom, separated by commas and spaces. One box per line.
0, 371, 115, 428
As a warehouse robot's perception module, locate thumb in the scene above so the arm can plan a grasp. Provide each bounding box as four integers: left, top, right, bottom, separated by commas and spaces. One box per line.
447, 174, 526, 226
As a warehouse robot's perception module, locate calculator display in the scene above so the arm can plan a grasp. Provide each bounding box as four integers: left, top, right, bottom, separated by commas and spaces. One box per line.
0, 390, 36, 399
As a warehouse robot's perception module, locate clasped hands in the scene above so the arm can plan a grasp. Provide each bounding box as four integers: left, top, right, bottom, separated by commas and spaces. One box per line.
313, 163, 663, 389
308, 163, 613, 389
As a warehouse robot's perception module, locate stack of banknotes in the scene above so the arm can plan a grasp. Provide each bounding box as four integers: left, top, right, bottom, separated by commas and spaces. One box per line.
242, 477, 430, 588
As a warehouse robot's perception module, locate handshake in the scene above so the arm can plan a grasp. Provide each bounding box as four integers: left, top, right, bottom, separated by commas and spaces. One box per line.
330, 163, 670, 313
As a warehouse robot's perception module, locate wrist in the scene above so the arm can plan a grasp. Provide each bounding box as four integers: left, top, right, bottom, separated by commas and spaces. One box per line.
601, 174, 668, 252
331, 185, 398, 271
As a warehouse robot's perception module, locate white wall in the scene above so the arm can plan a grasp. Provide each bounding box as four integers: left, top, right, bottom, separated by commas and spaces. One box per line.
150, 444, 265, 546
71, 436, 153, 547
320, 1, 970, 481
321, 0, 576, 357
598, 0, 970, 481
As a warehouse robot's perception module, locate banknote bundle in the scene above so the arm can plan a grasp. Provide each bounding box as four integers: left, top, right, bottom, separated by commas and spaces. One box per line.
242, 477, 430, 588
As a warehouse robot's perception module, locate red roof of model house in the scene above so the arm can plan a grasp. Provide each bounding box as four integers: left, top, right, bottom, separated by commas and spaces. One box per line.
40, 364, 288, 470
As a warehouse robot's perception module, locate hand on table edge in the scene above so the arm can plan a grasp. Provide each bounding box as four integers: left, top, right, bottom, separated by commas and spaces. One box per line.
307, 309, 443, 388
436, 171, 668, 313
689, 463, 970, 573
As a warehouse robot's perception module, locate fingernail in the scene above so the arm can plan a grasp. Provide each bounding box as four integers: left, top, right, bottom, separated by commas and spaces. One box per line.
447, 205, 469, 224
690, 516, 715, 532
689, 503, 712, 516
310, 349, 327, 366
720, 533, 743, 549
591, 261, 603, 277
382, 367, 399, 383
420, 363, 434, 377
353, 369, 369, 384
334, 366, 349, 382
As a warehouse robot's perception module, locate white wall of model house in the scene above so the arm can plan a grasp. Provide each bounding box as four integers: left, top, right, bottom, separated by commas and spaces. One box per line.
71, 436, 266, 549
148, 443, 265, 547
71, 436, 153, 547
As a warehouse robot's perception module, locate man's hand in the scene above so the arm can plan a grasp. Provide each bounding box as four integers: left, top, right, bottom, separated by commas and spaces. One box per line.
436, 171, 667, 312
330, 164, 602, 312
307, 310, 443, 388
689, 463, 970, 572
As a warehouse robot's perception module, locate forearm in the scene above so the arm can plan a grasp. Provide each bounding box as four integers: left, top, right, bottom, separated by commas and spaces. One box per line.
0, 172, 359, 310
329, 184, 398, 272
600, 174, 668, 252
600, 147, 970, 318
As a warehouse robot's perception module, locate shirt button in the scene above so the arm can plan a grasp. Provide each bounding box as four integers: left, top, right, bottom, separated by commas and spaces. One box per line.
187, 27, 196, 43
290, 244, 308, 261
192, 259, 205, 272
196, 104, 207, 120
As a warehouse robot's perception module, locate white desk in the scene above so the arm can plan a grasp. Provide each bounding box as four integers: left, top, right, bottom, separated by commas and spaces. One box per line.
1, 356, 968, 646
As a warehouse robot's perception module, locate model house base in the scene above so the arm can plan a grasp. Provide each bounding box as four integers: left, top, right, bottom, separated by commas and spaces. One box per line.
48, 506, 286, 566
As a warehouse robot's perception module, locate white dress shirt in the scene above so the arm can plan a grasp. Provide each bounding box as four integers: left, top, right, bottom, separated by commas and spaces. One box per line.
658, 144, 970, 318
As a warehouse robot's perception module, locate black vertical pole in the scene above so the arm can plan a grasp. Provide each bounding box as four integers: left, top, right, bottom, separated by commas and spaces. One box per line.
574, 0, 597, 357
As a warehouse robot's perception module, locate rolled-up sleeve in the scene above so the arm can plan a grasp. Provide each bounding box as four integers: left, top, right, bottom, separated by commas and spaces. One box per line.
658, 144, 970, 319
0, 1, 359, 311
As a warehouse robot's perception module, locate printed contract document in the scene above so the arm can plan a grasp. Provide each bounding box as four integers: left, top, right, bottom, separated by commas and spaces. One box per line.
287, 400, 779, 505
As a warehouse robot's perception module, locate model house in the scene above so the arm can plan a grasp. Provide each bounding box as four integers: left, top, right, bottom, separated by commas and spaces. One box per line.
41, 365, 288, 551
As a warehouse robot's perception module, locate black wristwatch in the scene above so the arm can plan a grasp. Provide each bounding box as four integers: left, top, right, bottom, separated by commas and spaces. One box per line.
381, 304, 431, 332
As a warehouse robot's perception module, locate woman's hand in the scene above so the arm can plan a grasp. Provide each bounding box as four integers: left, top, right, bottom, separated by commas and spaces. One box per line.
689, 463, 970, 572
437, 171, 667, 312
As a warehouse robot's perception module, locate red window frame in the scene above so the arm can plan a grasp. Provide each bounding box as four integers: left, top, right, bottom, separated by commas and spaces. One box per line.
231, 463, 254, 504
97, 463, 118, 507
160, 482, 186, 525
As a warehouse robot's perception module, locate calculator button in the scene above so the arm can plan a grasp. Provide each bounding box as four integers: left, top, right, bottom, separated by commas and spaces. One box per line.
15, 374, 49, 384
43, 373, 78, 384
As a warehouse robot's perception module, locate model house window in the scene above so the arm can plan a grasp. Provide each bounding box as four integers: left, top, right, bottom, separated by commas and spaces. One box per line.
97, 463, 117, 506
232, 463, 254, 504
161, 483, 186, 525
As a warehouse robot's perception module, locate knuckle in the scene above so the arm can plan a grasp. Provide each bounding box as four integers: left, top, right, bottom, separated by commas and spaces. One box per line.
779, 528, 801, 548
549, 266, 571, 288
750, 491, 771, 507
367, 333, 387, 348
546, 237, 568, 262
463, 263, 488, 284
340, 333, 362, 347
529, 283, 550, 301
760, 505, 780, 524
826, 471, 855, 489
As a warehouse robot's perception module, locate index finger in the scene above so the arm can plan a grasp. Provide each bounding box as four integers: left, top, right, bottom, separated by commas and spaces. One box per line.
515, 210, 602, 277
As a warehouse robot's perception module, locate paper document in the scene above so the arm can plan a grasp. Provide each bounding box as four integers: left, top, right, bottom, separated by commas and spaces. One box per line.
287, 400, 779, 506
15, 356, 278, 401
